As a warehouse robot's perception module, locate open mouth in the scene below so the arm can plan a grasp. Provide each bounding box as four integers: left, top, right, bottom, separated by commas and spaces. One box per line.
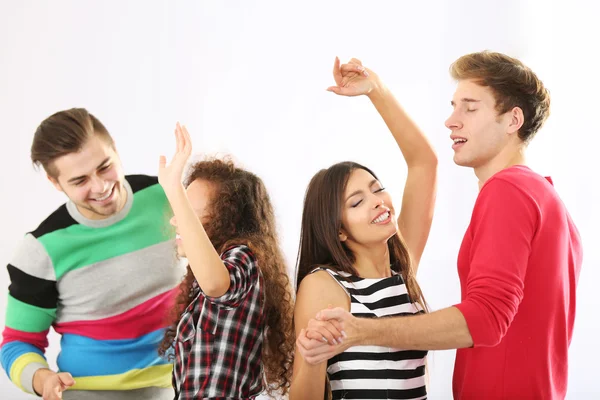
452, 138, 467, 149
371, 211, 391, 224
90, 185, 116, 204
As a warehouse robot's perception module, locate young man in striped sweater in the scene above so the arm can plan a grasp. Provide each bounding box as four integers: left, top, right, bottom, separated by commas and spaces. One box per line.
1, 108, 186, 400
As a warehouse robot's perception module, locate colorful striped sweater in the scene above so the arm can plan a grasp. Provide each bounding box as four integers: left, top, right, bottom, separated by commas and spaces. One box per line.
0, 175, 186, 398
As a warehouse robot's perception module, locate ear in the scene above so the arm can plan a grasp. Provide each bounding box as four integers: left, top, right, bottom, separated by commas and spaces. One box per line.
507, 106, 525, 135
47, 174, 64, 193
338, 230, 348, 242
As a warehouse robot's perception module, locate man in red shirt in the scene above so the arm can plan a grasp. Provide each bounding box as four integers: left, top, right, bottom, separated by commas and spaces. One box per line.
296, 51, 583, 399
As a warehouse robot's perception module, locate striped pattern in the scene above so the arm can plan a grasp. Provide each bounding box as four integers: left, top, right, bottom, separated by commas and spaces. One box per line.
1, 175, 185, 397
312, 268, 428, 400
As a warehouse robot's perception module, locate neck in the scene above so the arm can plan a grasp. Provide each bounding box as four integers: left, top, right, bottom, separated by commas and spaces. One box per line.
350, 242, 392, 278
474, 143, 527, 190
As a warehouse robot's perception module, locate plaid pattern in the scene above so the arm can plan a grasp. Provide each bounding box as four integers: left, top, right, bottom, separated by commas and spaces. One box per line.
173, 245, 265, 399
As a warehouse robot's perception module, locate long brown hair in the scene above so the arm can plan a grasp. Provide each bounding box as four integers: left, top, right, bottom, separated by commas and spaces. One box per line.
159, 158, 294, 396
295, 161, 427, 399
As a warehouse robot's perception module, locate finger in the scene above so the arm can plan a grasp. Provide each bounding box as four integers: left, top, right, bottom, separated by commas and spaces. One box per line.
297, 336, 334, 358
332, 56, 343, 86
297, 330, 327, 350
308, 318, 343, 341
326, 86, 358, 96
316, 307, 346, 322
321, 320, 344, 342
340, 63, 365, 75
59, 373, 75, 386
349, 57, 363, 66
52, 386, 62, 399
175, 124, 184, 153
308, 324, 340, 344
159, 155, 166, 170
181, 125, 192, 154
297, 337, 340, 362
305, 328, 329, 343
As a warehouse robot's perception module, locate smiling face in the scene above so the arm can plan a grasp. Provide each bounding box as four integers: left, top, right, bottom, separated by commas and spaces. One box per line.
49, 135, 126, 220
445, 79, 515, 169
339, 168, 397, 248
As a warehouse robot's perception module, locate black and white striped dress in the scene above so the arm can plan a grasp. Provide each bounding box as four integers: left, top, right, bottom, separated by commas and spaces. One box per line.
310, 267, 428, 400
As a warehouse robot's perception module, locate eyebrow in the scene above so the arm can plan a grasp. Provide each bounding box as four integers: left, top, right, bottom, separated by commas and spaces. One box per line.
450, 98, 481, 107
67, 157, 111, 184
345, 179, 379, 202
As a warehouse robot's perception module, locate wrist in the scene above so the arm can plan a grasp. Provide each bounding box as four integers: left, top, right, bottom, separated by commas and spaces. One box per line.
33, 368, 53, 395
350, 316, 372, 347
165, 183, 186, 200
366, 79, 387, 100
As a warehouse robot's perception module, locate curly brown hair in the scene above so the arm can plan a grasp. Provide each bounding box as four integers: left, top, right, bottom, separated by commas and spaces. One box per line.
158, 157, 295, 396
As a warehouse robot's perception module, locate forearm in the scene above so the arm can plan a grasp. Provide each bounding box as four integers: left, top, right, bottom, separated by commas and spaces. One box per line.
359, 306, 473, 350
367, 84, 437, 168
168, 186, 230, 297
290, 362, 327, 400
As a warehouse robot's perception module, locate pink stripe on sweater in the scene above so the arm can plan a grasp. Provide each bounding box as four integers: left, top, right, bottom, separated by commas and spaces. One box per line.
54, 288, 179, 340
1, 327, 49, 351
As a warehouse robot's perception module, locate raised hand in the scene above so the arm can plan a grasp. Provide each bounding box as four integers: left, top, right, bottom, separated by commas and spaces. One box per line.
158, 122, 192, 198
327, 57, 380, 97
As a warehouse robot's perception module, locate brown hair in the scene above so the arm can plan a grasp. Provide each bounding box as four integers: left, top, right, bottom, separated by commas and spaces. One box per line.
31, 108, 114, 177
450, 50, 551, 143
158, 158, 294, 396
295, 161, 427, 399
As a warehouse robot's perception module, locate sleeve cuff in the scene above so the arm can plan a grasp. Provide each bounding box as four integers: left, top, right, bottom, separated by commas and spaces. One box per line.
21, 361, 49, 395
453, 302, 484, 347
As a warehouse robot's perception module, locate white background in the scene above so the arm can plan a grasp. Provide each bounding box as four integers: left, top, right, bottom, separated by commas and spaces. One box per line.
1, 1, 598, 398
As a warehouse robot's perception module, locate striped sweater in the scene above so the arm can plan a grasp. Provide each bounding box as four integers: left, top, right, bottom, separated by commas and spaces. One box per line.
0, 175, 186, 398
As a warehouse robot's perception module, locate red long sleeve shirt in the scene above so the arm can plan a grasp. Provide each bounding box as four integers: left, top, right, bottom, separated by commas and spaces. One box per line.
453, 165, 582, 400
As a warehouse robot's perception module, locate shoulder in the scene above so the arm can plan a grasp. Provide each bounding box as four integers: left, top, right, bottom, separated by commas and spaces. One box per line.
221, 244, 255, 264
478, 172, 538, 208
482, 166, 549, 200
296, 268, 348, 311
125, 174, 160, 194
30, 204, 78, 239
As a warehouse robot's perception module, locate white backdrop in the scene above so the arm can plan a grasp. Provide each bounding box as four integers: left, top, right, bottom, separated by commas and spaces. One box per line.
1, 1, 598, 398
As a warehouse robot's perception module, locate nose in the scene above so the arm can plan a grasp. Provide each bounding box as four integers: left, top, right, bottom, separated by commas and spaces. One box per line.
373, 197, 385, 209
90, 176, 108, 194
445, 110, 463, 131
170, 216, 177, 227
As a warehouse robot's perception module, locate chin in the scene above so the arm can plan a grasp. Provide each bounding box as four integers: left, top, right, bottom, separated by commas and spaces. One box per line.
453, 155, 473, 167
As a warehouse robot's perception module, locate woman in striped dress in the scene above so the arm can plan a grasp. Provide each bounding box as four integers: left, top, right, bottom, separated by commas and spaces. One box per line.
290, 57, 437, 399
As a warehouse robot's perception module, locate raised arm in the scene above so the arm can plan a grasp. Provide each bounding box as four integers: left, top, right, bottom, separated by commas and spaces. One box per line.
328, 57, 438, 268
158, 123, 230, 297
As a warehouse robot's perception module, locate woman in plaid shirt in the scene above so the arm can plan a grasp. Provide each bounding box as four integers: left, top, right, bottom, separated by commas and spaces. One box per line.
157, 123, 295, 399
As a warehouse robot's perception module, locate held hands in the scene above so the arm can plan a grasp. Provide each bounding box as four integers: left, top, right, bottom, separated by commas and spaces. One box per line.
297, 307, 361, 365
158, 122, 192, 199
327, 57, 381, 97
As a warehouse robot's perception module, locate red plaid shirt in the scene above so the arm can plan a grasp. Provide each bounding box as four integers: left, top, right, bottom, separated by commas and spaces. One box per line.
173, 245, 265, 399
